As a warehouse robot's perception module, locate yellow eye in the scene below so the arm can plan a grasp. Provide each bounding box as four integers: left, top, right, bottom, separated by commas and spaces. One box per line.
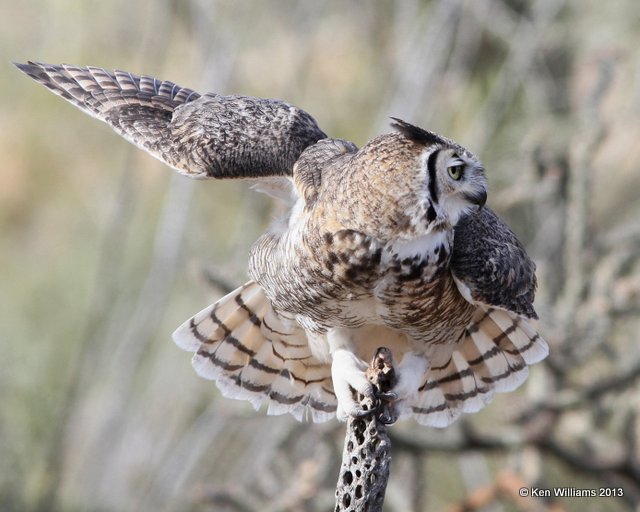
448, 164, 464, 180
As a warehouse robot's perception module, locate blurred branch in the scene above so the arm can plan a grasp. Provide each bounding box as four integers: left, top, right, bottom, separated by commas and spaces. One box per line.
377, 0, 461, 133
463, 0, 566, 150
445, 470, 560, 512
558, 56, 615, 320
408, 452, 426, 512
391, 421, 528, 454
391, 401, 640, 504
31, 149, 139, 512
201, 488, 256, 512
203, 265, 237, 295
517, 358, 640, 421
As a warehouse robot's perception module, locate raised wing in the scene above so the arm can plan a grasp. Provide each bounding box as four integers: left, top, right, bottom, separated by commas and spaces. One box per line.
451, 207, 538, 319
14, 61, 327, 179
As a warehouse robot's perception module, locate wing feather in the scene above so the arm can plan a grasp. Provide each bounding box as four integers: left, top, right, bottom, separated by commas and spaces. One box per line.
451, 207, 538, 318
14, 61, 326, 180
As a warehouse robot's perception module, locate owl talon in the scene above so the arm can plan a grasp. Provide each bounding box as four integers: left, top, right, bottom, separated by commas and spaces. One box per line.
375, 391, 400, 425
347, 391, 399, 424
350, 395, 391, 420
352, 403, 377, 418
336, 396, 376, 421
379, 410, 397, 425
377, 391, 398, 401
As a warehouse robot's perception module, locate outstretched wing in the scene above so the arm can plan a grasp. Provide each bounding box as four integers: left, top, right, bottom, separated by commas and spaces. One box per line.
14, 61, 327, 180
451, 207, 538, 319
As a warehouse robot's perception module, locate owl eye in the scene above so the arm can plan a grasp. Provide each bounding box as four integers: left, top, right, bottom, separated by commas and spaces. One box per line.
447, 164, 464, 181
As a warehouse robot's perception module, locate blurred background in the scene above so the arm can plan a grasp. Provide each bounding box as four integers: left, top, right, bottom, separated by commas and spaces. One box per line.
2, 0, 640, 511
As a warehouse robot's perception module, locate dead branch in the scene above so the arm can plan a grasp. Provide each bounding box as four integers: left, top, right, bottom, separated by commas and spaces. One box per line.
334, 347, 397, 512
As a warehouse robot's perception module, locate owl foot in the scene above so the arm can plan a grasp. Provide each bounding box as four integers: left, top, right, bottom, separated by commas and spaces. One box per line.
378, 351, 428, 422
331, 349, 376, 421
332, 346, 402, 423
366, 347, 400, 425
376, 398, 398, 425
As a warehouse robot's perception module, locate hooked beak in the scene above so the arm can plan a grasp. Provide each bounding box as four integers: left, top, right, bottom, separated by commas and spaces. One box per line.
465, 189, 487, 210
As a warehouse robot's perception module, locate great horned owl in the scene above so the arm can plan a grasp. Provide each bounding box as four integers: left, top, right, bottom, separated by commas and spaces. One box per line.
15, 62, 548, 426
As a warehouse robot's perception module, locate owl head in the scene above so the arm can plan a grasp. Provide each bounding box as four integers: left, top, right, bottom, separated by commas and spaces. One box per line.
391, 118, 487, 227
296, 118, 488, 242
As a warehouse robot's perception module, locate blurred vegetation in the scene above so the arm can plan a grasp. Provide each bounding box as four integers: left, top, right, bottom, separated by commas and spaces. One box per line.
2, 1, 640, 511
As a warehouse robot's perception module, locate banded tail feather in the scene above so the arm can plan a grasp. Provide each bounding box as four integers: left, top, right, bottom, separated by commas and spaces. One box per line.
174, 284, 546, 427
409, 305, 548, 427
172, 281, 337, 422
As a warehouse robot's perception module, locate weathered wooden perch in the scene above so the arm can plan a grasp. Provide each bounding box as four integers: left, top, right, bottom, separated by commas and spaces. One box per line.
335, 347, 397, 512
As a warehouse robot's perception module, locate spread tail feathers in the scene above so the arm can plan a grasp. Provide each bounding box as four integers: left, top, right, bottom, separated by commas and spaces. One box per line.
174, 285, 547, 427
172, 281, 336, 422
409, 306, 548, 427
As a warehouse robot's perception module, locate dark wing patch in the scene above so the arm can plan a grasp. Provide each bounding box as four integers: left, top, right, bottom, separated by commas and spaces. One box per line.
14, 61, 327, 179
451, 207, 538, 319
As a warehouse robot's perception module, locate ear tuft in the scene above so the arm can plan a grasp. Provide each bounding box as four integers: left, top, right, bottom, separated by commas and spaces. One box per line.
390, 117, 444, 146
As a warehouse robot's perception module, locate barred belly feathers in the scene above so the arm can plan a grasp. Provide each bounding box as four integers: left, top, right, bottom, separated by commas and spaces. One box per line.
16, 62, 548, 427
